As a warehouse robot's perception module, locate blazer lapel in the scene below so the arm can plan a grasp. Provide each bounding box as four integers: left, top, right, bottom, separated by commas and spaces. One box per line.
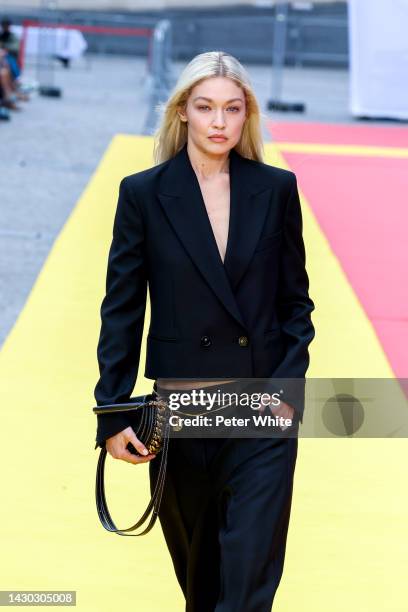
157, 142, 273, 329
224, 148, 275, 292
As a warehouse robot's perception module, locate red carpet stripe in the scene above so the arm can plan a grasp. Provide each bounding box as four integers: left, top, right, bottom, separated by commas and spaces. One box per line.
267, 122, 408, 377
269, 122, 408, 148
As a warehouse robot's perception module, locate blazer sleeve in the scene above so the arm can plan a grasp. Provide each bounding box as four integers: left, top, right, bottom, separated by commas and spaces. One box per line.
268, 173, 315, 424
93, 177, 147, 449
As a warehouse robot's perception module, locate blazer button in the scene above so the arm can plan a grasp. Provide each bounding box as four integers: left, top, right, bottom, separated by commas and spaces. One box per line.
238, 335, 249, 347
200, 335, 212, 347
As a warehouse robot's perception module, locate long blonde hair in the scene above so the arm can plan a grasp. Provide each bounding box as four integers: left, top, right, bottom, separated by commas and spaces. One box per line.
152, 50, 266, 165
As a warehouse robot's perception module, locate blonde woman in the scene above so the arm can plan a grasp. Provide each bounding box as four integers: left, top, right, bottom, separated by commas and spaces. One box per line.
94, 51, 315, 610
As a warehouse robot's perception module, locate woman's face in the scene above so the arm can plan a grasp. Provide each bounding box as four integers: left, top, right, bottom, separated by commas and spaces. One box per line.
178, 76, 247, 155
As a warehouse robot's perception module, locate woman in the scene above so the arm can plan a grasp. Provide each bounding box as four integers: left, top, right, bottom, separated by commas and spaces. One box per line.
94, 51, 315, 611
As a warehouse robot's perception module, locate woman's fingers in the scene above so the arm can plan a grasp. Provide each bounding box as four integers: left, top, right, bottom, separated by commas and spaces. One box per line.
257, 397, 294, 431
119, 448, 157, 465
269, 401, 295, 430
126, 427, 150, 456
106, 427, 157, 464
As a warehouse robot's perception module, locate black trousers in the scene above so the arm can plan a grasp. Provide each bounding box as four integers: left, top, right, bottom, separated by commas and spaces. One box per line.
149, 383, 299, 612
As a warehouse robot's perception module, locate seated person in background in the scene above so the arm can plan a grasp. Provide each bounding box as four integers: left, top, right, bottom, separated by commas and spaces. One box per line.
0, 17, 20, 60
0, 88, 10, 119
0, 47, 21, 110
0, 17, 29, 103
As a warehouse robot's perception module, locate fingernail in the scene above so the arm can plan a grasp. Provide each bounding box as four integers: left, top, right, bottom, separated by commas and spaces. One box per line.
142, 449, 148, 455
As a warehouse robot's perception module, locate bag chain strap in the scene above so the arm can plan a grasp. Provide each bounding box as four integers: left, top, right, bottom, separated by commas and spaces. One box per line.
95, 396, 237, 536
95, 398, 172, 536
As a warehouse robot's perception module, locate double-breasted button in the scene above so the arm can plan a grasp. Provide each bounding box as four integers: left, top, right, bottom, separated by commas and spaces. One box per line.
200, 335, 212, 347
238, 335, 249, 347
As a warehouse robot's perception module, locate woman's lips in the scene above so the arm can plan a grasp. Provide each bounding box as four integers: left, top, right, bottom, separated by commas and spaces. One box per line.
209, 136, 227, 142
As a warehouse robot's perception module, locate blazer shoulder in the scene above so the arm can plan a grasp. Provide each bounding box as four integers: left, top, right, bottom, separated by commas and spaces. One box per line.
120, 158, 170, 196
246, 156, 296, 187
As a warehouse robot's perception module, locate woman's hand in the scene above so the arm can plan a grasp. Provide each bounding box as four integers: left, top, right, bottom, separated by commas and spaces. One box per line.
106, 426, 157, 465
259, 396, 295, 430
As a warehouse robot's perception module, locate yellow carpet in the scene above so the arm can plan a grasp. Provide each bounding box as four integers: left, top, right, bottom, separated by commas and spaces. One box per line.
0, 134, 406, 610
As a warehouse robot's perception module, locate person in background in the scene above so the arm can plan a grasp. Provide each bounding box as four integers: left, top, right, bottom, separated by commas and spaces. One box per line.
0, 47, 20, 110
0, 17, 20, 61
0, 17, 29, 104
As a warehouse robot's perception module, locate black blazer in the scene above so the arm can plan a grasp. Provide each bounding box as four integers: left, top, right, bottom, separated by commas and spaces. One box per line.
94, 142, 315, 448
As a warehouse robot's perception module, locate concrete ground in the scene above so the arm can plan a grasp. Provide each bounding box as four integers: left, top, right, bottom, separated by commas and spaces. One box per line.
0, 52, 374, 346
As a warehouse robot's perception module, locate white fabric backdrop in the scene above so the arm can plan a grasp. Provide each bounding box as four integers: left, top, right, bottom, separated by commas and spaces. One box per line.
348, 0, 408, 120
11, 25, 87, 61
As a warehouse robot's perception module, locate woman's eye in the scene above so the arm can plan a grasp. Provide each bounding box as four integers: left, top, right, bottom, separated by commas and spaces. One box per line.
197, 105, 241, 112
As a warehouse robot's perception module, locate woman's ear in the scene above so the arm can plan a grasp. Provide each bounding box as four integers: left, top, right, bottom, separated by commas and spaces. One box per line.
177, 106, 188, 122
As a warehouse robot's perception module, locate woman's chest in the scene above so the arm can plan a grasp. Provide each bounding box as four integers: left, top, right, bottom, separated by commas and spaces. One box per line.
199, 177, 230, 263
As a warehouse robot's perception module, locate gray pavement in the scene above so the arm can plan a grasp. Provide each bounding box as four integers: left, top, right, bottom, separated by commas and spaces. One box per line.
0, 52, 364, 347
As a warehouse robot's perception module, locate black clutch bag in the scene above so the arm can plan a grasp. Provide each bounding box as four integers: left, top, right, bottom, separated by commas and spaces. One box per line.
93, 391, 171, 536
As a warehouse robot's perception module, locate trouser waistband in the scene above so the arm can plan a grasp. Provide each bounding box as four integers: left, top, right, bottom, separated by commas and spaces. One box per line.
153, 380, 240, 410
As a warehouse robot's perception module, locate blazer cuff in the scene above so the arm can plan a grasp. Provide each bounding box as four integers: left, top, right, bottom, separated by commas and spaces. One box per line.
94, 412, 131, 450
